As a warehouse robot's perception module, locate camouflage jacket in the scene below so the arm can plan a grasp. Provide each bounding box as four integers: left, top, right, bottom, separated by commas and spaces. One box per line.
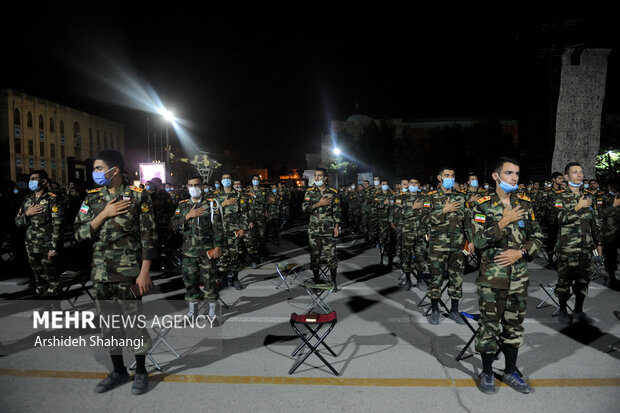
302, 185, 341, 236
600, 194, 620, 240
15, 190, 63, 252
472, 192, 543, 289
170, 197, 225, 257
543, 187, 564, 225
73, 184, 158, 283
422, 188, 473, 249
245, 186, 268, 222
552, 188, 602, 254
373, 189, 395, 221
212, 189, 250, 234
584, 189, 606, 212
389, 192, 426, 237
265, 192, 282, 220
150, 188, 175, 233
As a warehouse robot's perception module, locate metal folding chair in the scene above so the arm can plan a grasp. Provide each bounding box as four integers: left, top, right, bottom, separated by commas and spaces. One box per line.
60, 270, 94, 309
275, 262, 303, 292
289, 311, 339, 375
303, 280, 334, 313
590, 255, 608, 284
536, 282, 573, 316
130, 326, 181, 372
418, 279, 450, 316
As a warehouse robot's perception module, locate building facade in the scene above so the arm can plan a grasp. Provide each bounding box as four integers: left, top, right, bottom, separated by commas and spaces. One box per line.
0, 88, 125, 185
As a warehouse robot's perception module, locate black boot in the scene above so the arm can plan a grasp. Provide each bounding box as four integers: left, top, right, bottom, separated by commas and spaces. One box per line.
312, 269, 321, 284
330, 268, 339, 292
401, 273, 412, 290
232, 271, 242, 290
413, 271, 427, 291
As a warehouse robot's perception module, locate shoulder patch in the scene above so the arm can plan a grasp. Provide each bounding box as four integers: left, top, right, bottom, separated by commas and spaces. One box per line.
330, 188, 337, 193
130, 186, 143, 192
477, 196, 492, 204
179, 199, 189, 204
426, 190, 436, 195
88, 188, 102, 194
48, 192, 57, 197
517, 194, 531, 202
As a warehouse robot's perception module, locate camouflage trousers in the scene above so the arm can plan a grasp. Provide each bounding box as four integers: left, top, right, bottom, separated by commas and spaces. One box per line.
26, 249, 60, 297
398, 232, 425, 274
555, 252, 591, 300
182, 254, 219, 302
309, 233, 337, 270
475, 280, 528, 354
217, 232, 245, 273
426, 248, 464, 300
94, 282, 152, 355
367, 216, 379, 241
243, 222, 263, 255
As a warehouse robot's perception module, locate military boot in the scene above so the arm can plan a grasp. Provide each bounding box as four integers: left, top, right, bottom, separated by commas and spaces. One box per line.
232, 271, 242, 290
330, 268, 339, 292
401, 273, 412, 291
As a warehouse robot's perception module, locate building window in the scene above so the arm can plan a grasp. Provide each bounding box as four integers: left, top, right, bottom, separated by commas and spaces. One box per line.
59, 120, 64, 134
13, 108, 20, 125
60, 135, 65, 145
40, 141, 45, 156
15, 139, 21, 154
28, 140, 34, 155
73, 121, 81, 137
50, 144, 55, 158
50, 117, 55, 132
39, 115, 44, 130
27, 112, 33, 128
40, 131, 45, 141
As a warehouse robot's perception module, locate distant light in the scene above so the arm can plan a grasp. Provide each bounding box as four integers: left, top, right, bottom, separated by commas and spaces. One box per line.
159, 108, 175, 122
333, 147, 341, 156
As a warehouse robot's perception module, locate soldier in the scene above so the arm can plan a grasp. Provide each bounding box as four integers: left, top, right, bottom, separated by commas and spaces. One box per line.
553, 162, 602, 325
213, 173, 249, 290
367, 176, 382, 246
74, 150, 155, 395
264, 184, 282, 242
390, 178, 426, 290
543, 172, 565, 268
302, 168, 342, 291
423, 167, 474, 325
14, 170, 63, 297
601, 180, 620, 291
148, 177, 175, 270
171, 175, 224, 319
471, 157, 542, 394
245, 175, 268, 267
376, 179, 396, 267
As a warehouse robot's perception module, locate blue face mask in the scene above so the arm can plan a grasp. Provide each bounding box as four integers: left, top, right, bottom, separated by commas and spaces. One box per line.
381, 185, 389, 191
442, 178, 454, 189
165, 187, 171, 192
203, 188, 209, 193
145, 185, 151, 190
92, 167, 115, 187
215, 183, 221, 189
28, 180, 39, 192
401, 187, 408, 192
314, 180, 324, 187
272, 189, 277, 193
568, 180, 582, 188
409, 185, 419, 193
252, 180, 259, 186
498, 179, 519, 193
470, 180, 478, 188
14, 189, 19, 194
221, 179, 232, 188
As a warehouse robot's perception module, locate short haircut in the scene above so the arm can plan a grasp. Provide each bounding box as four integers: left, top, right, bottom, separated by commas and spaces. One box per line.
221, 172, 232, 178
252, 174, 260, 180
94, 149, 125, 171
564, 162, 582, 175
30, 170, 49, 181
316, 167, 327, 175
589, 179, 598, 183
188, 175, 203, 183
493, 156, 519, 174
151, 177, 162, 185
551, 171, 563, 179
438, 166, 454, 176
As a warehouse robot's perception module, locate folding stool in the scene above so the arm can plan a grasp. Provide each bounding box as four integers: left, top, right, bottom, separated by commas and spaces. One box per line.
130, 326, 180, 372
536, 282, 573, 316
289, 311, 339, 375
590, 255, 608, 284
418, 278, 450, 316
303, 280, 335, 313
275, 262, 303, 292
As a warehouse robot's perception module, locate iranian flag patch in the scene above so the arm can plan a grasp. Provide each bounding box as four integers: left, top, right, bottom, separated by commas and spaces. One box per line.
474, 214, 486, 223
555, 202, 563, 208
423, 201, 431, 208
79, 204, 89, 214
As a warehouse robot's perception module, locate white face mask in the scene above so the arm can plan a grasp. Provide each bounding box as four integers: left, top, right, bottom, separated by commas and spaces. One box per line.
373, 180, 380, 186
189, 187, 202, 198
315, 180, 324, 187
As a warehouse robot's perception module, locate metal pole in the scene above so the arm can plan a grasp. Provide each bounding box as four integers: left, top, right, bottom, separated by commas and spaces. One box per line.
146, 116, 150, 162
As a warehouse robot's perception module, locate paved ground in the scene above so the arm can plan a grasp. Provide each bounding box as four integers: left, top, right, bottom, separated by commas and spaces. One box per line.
1, 220, 619, 412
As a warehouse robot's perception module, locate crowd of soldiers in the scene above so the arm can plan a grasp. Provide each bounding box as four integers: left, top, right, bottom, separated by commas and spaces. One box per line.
3, 150, 620, 396
305, 158, 619, 394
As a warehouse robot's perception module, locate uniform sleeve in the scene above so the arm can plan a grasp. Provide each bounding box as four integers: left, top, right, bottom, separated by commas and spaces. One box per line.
592, 208, 603, 246
50, 196, 64, 250
472, 202, 504, 250
73, 195, 96, 242
14, 198, 30, 229
301, 190, 312, 214
139, 191, 158, 260
429, 196, 447, 225
333, 192, 341, 224
170, 202, 187, 232
212, 207, 225, 248
522, 203, 544, 260
557, 195, 581, 225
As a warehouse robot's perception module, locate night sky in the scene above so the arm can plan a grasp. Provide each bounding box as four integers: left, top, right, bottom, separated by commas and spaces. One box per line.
4, 5, 618, 171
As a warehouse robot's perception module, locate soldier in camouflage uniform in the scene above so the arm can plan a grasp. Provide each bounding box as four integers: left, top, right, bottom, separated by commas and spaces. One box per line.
15, 170, 63, 297
73, 150, 155, 395
552, 162, 602, 325
213, 174, 250, 290
367, 176, 382, 246
265, 184, 282, 242
601, 180, 620, 290
302, 168, 342, 290
170, 175, 224, 318
543, 172, 565, 268
423, 167, 474, 325
376, 179, 396, 267
390, 178, 426, 290
148, 177, 176, 270
245, 175, 268, 267
471, 157, 542, 394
